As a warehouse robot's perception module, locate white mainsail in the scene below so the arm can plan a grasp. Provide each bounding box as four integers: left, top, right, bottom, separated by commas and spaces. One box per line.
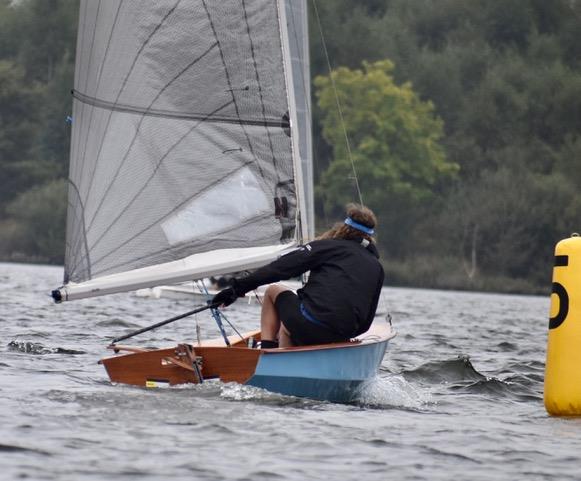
54, 0, 310, 302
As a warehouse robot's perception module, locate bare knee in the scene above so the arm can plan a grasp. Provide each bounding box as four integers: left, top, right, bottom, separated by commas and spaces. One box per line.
265, 284, 290, 303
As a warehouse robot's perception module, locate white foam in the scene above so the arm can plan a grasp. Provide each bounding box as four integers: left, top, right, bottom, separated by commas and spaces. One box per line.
355, 375, 433, 409
219, 382, 293, 402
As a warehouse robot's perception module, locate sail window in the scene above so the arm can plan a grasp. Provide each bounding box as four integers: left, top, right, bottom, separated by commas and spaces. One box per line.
161, 167, 270, 245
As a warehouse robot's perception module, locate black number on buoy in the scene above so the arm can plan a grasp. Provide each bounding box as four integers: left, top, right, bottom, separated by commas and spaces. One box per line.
549, 282, 569, 329
549, 253, 570, 330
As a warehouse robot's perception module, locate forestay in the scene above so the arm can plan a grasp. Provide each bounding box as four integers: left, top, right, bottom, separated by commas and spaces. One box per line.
57, 0, 308, 301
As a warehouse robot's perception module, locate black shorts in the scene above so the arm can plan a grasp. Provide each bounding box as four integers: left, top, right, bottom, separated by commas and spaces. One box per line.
274, 291, 347, 346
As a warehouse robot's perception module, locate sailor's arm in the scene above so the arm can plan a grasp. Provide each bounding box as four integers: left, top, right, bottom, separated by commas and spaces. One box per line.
233, 243, 322, 294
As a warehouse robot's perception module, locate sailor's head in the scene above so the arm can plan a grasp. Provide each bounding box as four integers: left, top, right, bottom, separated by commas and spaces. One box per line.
344, 204, 376, 237
318, 204, 377, 243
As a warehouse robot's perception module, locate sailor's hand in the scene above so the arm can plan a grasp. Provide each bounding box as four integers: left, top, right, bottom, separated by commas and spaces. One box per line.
211, 287, 239, 307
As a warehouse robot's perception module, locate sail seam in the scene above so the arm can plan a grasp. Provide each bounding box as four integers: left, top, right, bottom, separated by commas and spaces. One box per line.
87, 161, 257, 274
80, 0, 182, 220
90, 211, 279, 279
74, 0, 102, 191
84, 40, 222, 234
77, 0, 124, 202
69, 0, 90, 193
201, 0, 265, 178
241, 0, 280, 181
83, 101, 235, 260
71, 89, 289, 128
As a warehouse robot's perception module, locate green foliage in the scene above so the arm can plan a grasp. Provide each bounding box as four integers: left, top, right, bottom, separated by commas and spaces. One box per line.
315, 60, 457, 248
310, 0, 581, 292
35, 52, 74, 174
3, 179, 67, 263
9, 0, 78, 83
0, 0, 580, 294
0, 59, 46, 208
0, 0, 76, 262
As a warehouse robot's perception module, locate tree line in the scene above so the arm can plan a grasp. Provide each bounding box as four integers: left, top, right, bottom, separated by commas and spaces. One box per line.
311, 0, 581, 294
1, 0, 580, 294
0, 0, 76, 263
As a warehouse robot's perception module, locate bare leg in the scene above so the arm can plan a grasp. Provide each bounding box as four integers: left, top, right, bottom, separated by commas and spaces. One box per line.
260, 284, 291, 343
278, 323, 294, 348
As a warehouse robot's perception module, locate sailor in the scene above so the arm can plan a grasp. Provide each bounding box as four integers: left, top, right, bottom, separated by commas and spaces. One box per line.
211, 204, 384, 348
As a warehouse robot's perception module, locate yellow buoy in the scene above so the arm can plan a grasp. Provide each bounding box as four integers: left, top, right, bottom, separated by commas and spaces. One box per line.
544, 234, 581, 416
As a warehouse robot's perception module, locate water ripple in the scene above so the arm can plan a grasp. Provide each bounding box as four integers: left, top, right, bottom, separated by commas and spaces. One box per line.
7, 340, 86, 355
0, 263, 562, 481
0, 443, 52, 456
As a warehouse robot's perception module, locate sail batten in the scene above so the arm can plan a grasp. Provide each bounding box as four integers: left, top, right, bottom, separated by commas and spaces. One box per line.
72, 90, 290, 127
62, 0, 308, 295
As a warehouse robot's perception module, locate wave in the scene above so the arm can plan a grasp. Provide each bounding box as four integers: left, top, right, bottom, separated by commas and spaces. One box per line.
496, 341, 518, 351
450, 376, 542, 401
401, 355, 542, 401
0, 443, 51, 456
95, 318, 141, 328
7, 340, 86, 355
402, 355, 486, 384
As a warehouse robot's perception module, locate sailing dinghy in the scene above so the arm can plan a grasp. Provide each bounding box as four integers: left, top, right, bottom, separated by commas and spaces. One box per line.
52, 0, 395, 403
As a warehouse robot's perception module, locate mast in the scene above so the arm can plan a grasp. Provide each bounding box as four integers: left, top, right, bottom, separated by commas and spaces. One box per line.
278, 0, 309, 245
285, 0, 314, 240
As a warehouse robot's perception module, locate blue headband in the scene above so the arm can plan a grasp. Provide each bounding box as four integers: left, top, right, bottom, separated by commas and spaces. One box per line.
344, 217, 375, 235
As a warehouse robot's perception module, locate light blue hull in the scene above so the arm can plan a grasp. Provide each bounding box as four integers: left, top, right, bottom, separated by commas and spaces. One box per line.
245, 339, 389, 403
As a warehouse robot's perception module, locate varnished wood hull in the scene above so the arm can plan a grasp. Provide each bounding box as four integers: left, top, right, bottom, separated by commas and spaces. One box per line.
100, 321, 396, 402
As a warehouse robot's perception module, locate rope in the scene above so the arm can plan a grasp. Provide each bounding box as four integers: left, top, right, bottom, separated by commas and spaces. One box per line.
311, 0, 364, 207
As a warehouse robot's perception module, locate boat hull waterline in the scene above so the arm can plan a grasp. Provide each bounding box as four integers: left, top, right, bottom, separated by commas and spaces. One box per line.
100, 321, 396, 403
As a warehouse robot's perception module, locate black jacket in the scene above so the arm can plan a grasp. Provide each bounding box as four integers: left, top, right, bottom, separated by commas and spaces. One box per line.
234, 238, 384, 337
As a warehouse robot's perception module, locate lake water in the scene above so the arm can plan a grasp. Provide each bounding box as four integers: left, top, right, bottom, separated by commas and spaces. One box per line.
0, 262, 577, 480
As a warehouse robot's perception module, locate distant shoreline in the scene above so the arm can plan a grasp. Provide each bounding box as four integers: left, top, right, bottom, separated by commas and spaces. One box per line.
0, 258, 550, 297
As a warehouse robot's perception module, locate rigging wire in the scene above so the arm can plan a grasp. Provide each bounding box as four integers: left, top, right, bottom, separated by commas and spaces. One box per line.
311, 0, 364, 207
197, 280, 230, 346
197, 281, 245, 344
